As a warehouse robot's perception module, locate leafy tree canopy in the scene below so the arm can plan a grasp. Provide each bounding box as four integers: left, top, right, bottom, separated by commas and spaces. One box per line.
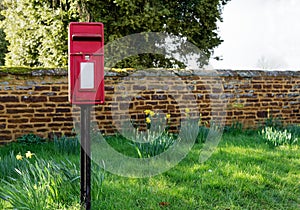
0, 0, 230, 68
0, 1, 8, 65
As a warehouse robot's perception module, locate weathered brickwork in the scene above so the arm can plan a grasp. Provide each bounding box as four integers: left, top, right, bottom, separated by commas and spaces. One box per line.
0, 69, 299, 144
0, 71, 73, 144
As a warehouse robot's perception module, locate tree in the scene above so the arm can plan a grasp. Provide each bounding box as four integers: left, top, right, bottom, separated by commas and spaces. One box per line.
0, 0, 78, 67
83, 0, 230, 68
0, 0, 230, 68
0, 1, 8, 66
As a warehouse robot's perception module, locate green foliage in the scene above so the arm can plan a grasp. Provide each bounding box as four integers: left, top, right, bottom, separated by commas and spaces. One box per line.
197, 125, 209, 143
17, 133, 45, 144
0, 66, 67, 74
257, 109, 299, 147
260, 127, 298, 147
0, 151, 27, 180
0, 133, 299, 209
132, 131, 176, 158
0, 158, 80, 209
286, 124, 300, 137
0, 2, 7, 66
263, 114, 283, 129
53, 134, 80, 155
91, 163, 106, 202
224, 121, 243, 135
0, 0, 77, 67
0, 0, 230, 68
0, 29, 7, 66
88, 0, 230, 68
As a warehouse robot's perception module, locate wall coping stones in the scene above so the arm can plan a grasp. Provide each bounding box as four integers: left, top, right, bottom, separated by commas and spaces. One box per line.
0, 66, 300, 78
0, 67, 68, 76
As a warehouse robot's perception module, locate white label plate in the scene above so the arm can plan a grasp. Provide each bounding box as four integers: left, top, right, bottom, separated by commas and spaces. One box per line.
80, 62, 94, 89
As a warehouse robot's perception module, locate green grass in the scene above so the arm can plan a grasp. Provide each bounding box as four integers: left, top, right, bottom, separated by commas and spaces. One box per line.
0, 132, 299, 209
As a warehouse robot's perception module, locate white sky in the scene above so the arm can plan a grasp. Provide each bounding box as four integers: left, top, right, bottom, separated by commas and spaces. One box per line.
209, 0, 300, 70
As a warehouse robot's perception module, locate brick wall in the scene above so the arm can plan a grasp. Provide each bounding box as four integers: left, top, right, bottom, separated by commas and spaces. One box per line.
0, 68, 299, 144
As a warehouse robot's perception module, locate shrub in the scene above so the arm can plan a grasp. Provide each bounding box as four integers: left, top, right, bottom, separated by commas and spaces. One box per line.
17, 133, 45, 144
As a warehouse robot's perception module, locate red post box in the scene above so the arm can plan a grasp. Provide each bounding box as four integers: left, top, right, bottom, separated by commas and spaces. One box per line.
68, 22, 104, 104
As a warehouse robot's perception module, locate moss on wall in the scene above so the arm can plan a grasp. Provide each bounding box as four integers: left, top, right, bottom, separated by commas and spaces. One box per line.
0, 66, 68, 75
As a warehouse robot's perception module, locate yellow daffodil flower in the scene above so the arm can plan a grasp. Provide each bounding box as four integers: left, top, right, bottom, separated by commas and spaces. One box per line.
144, 110, 151, 115
185, 108, 190, 113
16, 154, 23, 160
166, 114, 171, 119
146, 117, 151, 124
25, 151, 34, 159
149, 111, 155, 117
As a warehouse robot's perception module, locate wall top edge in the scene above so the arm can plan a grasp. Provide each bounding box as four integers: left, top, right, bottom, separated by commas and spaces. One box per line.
0, 67, 299, 77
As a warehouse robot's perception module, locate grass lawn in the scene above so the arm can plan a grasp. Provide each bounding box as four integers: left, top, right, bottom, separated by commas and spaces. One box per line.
0, 132, 299, 209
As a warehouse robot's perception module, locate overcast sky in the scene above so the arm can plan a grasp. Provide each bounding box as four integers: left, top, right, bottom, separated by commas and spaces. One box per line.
209, 0, 300, 70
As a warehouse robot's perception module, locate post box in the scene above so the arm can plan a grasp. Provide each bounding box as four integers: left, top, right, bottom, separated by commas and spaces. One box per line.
68, 22, 104, 105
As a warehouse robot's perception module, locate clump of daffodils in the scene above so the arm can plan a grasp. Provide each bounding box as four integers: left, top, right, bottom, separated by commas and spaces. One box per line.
144, 109, 155, 117
16, 151, 35, 160
144, 110, 155, 129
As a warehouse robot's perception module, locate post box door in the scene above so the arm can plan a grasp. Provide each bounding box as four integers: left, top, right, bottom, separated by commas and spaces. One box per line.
72, 54, 104, 103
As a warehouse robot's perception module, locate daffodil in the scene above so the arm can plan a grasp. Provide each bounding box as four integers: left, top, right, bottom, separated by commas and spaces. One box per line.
146, 117, 151, 124
144, 110, 151, 115
25, 151, 34, 159
185, 108, 190, 113
166, 114, 171, 119
149, 111, 155, 117
16, 154, 23, 160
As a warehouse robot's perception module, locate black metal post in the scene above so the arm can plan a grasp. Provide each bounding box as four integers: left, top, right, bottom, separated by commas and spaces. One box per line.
80, 105, 91, 210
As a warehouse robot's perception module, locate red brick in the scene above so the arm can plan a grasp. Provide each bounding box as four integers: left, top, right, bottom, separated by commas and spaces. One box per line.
51, 86, 61, 91
0, 96, 19, 102
30, 118, 51, 123
35, 86, 51, 91
49, 96, 68, 102
53, 117, 73, 122
8, 119, 28, 123
56, 108, 71, 113
19, 124, 34, 129
36, 108, 55, 113
21, 96, 47, 103
0, 135, 12, 140
7, 109, 34, 114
